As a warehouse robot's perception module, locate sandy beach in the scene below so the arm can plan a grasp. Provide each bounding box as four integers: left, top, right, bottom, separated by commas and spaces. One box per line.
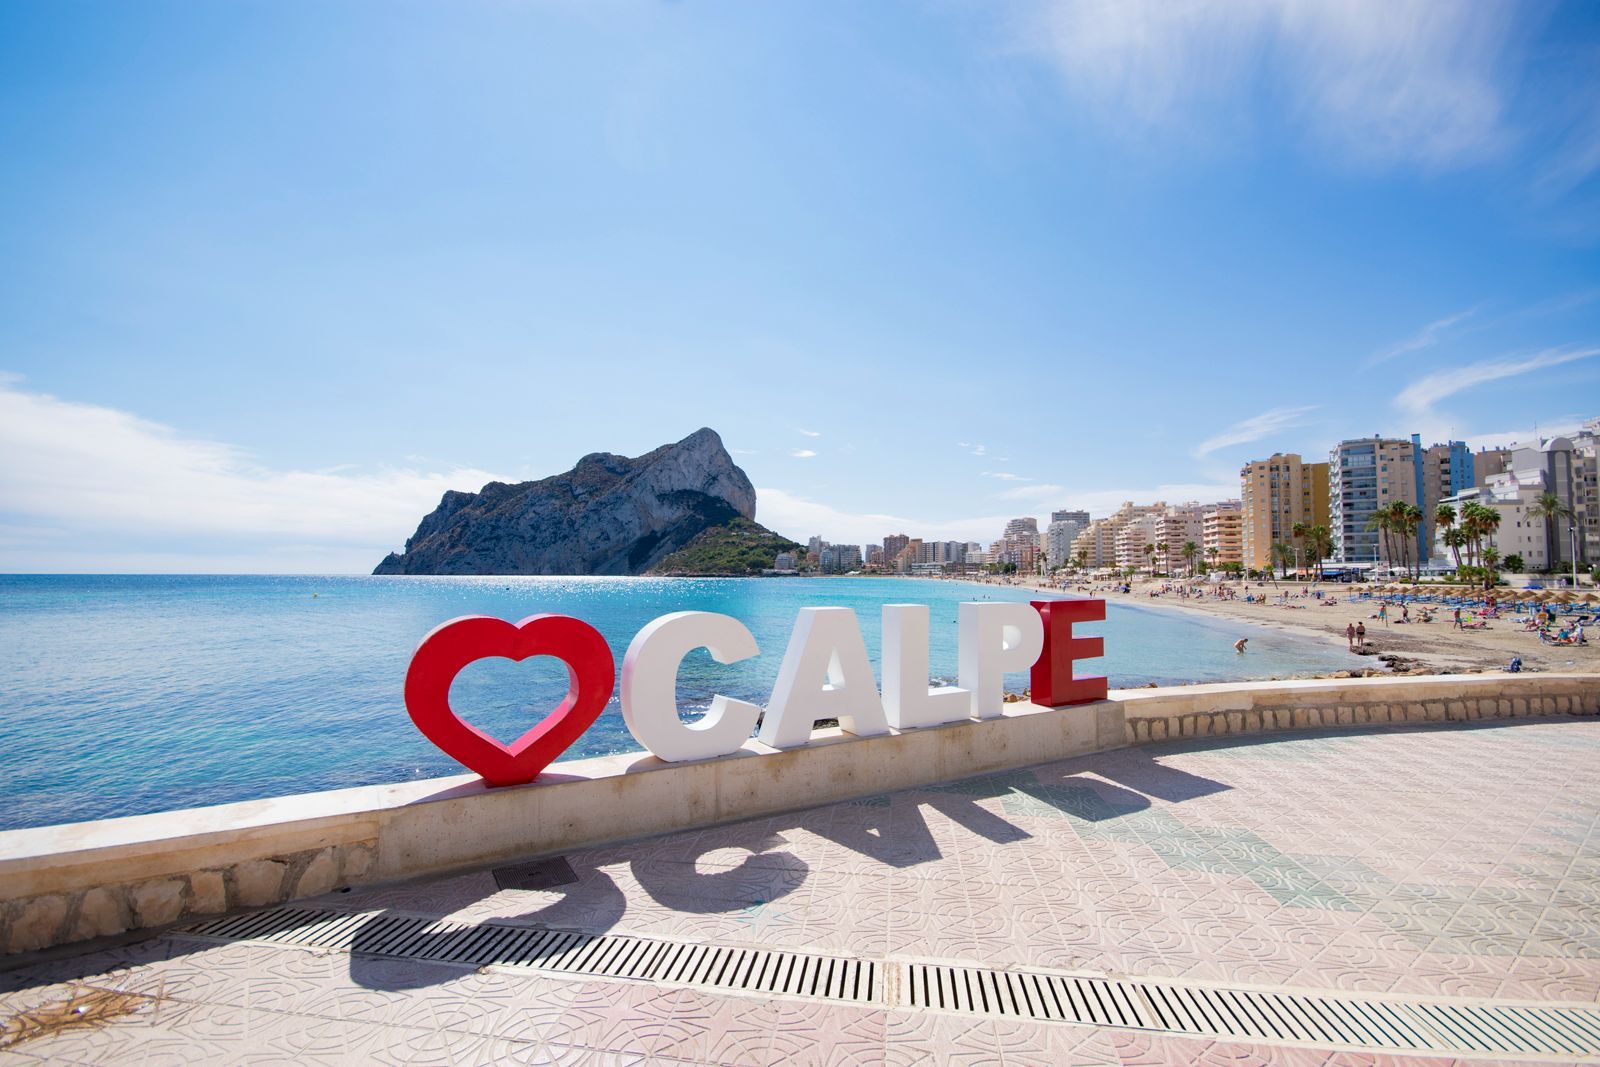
954, 574, 1600, 678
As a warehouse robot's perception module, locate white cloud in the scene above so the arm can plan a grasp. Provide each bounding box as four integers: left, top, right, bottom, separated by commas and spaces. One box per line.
1192, 405, 1319, 457
1458, 418, 1589, 452
1023, 0, 1516, 169
790, 448, 818, 459
755, 487, 1015, 546
797, 428, 822, 438
982, 471, 1029, 482
958, 442, 988, 457
1368, 307, 1478, 366
995, 483, 1066, 503
1394, 346, 1600, 418
0, 378, 506, 568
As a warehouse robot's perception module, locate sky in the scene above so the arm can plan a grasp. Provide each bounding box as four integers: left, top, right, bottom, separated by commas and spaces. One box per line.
2, 0, 1599, 572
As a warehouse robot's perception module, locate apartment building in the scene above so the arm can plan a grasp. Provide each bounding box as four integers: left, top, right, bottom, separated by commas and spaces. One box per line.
1202, 500, 1243, 567
1239, 454, 1329, 572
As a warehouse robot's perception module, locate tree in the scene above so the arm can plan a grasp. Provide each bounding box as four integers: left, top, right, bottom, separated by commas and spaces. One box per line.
1366, 511, 1393, 574
1155, 541, 1169, 575
1481, 547, 1500, 590
1307, 524, 1333, 581
1403, 503, 1425, 580
1142, 542, 1155, 576
1073, 550, 1088, 572
1435, 503, 1460, 570
1503, 553, 1525, 573
1272, 542, 1294, 581
1182, 541, 1199, 576
1291, 521, 1308, 579
1526, 491, 1574, 572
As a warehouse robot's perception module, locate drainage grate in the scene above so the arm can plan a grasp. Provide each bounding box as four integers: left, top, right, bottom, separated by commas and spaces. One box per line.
901, 961, 1600, 1059
169, 907, 1600, 1058
492, 856, 578, 892
175, 907, 880, 1004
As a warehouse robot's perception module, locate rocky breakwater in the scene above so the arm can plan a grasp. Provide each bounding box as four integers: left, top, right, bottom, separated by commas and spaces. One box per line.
375, 428, 791, 575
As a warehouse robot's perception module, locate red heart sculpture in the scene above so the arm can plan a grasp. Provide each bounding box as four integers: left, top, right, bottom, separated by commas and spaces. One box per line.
404, 614, 615, 787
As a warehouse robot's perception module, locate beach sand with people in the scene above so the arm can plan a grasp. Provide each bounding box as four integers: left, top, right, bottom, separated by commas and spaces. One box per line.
964, 574, 1600, 678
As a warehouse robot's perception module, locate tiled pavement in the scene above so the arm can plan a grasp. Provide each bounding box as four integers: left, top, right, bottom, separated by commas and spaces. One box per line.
3, 717, 1599, 1064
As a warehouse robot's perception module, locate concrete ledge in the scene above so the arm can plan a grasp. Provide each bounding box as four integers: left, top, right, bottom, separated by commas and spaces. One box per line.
2, 672, 1595, 956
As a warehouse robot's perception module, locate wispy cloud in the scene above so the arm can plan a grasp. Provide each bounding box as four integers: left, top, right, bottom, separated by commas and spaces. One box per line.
1192, 405, 1320, 458
1394, 346, 1600, 418
790, 448, 818, 459
982, 471, 1029, 482
1022, 0, 1517, 169
958, 442, 988, 457
0, 377, 507, 570
1369, 307, 1478, 366
797, 428, 821, 438
995, 483, 1066, 503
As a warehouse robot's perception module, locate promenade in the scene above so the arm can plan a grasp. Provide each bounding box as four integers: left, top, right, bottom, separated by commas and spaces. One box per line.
4, 716, 1599, 1064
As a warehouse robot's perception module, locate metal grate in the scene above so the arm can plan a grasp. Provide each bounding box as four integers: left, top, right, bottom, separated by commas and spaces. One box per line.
901, 961, 1600, 1059
492, 857, 579, 892
175, 907, 879, 1004
170, 907, 1600, 1058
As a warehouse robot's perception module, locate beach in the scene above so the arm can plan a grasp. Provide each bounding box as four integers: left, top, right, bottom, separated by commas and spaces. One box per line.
1001, 574, 1600, 677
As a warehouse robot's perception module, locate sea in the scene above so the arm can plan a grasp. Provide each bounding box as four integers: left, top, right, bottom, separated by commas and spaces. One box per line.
0, 575, 1355, 830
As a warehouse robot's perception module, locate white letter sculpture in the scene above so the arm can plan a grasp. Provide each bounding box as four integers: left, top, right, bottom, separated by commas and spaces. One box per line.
881, 604, 971, 729
760, 607, 888, 748
958, 602, 1045, 719
621, 611, 762, 762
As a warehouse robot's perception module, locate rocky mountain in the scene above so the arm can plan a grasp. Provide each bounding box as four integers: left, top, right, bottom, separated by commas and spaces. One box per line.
373, 428, 792, 576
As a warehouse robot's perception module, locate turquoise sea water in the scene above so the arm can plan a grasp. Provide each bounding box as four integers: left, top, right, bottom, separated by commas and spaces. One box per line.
0, 575, 1354, 830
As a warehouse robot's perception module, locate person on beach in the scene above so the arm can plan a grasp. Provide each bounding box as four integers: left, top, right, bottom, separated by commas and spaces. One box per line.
1345, 622, 1356, 650
1378, 603, 1388, 626
1356, 621, 1366, 648
1453, 607, 1463, 630
1234, 638, 1248, 653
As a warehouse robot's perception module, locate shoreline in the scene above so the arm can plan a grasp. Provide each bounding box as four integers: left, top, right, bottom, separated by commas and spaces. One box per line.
921, 572, 1600, 679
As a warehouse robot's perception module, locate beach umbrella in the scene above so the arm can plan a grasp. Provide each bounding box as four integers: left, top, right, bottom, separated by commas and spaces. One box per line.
1584, 592, 1600, 604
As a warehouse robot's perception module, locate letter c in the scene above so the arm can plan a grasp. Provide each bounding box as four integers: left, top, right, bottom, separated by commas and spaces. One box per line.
621, 611, 762, 762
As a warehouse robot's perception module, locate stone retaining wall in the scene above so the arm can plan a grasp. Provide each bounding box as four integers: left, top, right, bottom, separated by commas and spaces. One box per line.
2, 672, 1594, 958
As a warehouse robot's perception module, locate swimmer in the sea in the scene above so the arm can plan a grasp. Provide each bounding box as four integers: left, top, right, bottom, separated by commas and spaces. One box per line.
1233, 638, 1248, 653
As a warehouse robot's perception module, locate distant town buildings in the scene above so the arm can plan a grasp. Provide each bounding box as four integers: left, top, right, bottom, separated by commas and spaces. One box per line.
791, 415, 1594, 580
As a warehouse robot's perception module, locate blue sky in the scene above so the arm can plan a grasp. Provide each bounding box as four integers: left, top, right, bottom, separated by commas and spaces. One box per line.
1, 0, 1598, 571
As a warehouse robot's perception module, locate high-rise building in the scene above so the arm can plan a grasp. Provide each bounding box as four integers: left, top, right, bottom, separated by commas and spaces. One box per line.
1004, 517, 1040, 542
1329, 437, 1420, 564
1045, 516, 1089, 567
1474, 448, 1512, 486
1202, 500, 1243, 568
1238, 454, 1329, 572
1503, 434, 1594, 569
882, 533, 910, 565
1114, 513, 1163, 572
1155, 502, 1205, 573
1415, 436, 1473, 561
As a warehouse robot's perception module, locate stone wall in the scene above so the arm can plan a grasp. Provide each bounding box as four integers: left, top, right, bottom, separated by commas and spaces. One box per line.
2, 672, 1594, 957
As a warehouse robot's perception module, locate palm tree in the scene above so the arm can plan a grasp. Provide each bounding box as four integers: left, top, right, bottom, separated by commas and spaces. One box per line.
1403, 503, 1425, 580
1206, 545, 1220, 570
1526, 491, 1573, 573
1272, 542, 1294, 581
1291, 521, 1307, 579
1366, 511, 1393, 574
1074, 550, 1088, 572
1482, 546, 1500, 590
1142, 542, 1155, 576
1436, 503, 1461, 570
1182, 541, 1199, 576
1386, 501, 1414, 580
1307, 523, 1332, 581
